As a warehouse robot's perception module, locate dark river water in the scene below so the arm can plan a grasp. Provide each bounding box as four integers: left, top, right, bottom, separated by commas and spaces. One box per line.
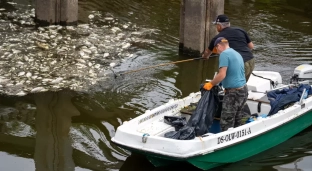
1, 0, 312, 170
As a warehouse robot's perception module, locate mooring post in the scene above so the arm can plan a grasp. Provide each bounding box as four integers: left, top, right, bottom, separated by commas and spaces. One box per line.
179, 0, 224, 56
35, 0, 78, 26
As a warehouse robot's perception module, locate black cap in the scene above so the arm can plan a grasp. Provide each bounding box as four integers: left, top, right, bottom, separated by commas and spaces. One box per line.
213, 15, 230, 24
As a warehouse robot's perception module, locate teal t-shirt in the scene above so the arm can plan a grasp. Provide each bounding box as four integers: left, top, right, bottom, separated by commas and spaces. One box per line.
219, 48, 246, 88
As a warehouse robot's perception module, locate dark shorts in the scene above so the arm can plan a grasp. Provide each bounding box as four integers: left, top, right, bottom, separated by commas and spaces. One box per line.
221, 85, 248, 131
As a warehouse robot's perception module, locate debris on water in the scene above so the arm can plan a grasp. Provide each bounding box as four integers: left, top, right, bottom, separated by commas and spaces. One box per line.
110, 63, 116, 67
36, 41, 49, 50
30, 87, 46, 93
0, 7, 158, 96
16, 91, 26, 96
88, 14, 95, 19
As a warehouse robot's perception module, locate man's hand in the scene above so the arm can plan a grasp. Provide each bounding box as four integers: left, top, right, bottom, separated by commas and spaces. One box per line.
203, 82, 214, 91
202, 49, 210, 59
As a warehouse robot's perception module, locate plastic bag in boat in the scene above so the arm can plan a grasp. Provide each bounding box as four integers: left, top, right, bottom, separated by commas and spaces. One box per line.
164, 126, 195, 140
164, 116, 187, 131
187, 85, 220, 136
164, 86, 221, 140
163, 116, 195, 140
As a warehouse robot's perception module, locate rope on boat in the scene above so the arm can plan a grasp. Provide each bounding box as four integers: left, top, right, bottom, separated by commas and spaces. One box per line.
252, 73, 276, 88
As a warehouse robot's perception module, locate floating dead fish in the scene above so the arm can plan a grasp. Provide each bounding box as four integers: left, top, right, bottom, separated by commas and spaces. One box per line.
42, 78, 53, 82
18, 72, 25, 76
82, 55, 91, 59
78, 24, 89, 29
94, 64, 101, 69
104, 53, 109, 57
110, 63, 116, 67
26, 72, 32, 77
111, 27, 122, 33
38, 27, 45, 32
16, 91, 26, 96
122, 43, 131, 49
105, 17, 114, 21
66, 26, 75, 31
82, 48, 92, 54
12, 49, 21, 54
30, 87, 46, 93
50, 77, 63, 84
36, 41, 49, 50
6, 83, 14, 87
88, 14, 95, 19
0, 78, 10, 84
7, 2, 17, 5
0, 9, 155, 96
76, 59, 86, 63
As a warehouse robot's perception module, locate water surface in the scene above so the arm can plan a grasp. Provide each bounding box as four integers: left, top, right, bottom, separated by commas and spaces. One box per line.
1, 0, 312, 170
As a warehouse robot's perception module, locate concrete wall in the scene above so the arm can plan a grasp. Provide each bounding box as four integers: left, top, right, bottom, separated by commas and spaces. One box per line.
180, 0, 224, 56
35, 0, 78, 26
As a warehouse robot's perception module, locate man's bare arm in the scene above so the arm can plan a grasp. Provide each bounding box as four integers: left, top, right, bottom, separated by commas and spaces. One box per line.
248, 42, 254, 50
210, 67, 227, 85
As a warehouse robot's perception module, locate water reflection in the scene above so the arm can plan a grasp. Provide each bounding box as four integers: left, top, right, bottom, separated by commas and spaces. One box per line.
274, 156, 312, 171
33, 91, 78, 171
0, 90, 128, 171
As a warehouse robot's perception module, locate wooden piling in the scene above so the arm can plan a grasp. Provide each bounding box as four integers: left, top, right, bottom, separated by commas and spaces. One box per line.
179, 0, 224, 56
35, 0, 78, 26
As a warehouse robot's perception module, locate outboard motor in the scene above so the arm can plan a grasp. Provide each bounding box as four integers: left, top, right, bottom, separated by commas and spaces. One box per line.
290, 64, 312, 84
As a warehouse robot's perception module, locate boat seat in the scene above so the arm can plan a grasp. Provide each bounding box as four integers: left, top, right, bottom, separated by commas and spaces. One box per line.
137, 119, 174, 136
248, 98, 270, 104
247, 91, 270, 104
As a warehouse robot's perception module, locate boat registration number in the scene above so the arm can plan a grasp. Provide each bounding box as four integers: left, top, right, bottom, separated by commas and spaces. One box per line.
217, 128, 252, 144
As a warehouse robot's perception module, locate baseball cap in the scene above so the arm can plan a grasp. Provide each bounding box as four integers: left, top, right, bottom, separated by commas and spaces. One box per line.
214, 37, 228, 46
212, 14, 230, 24
212, 37, 228, 53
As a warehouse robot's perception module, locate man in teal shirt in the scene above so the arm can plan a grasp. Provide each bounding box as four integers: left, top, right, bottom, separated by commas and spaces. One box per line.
203, 37, 248, 131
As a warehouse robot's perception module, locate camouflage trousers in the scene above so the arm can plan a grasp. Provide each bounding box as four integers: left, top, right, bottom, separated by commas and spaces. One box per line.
221, 85, 248, 131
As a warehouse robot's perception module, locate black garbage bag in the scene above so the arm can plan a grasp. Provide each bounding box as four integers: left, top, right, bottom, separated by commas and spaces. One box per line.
164, 86, 221, 140
187, 86, 220, 136
164, 116, 187, 131
164, 126, 195, 140
178, 126, 195, 140
164, 130, 181, 139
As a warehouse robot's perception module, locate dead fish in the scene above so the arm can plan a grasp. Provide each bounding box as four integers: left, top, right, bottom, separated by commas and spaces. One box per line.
18, 72, 25, 76
103, 53, 109, 57
31, 87, 46, 93
76, 59, 86, 63
88, 14, 95, 19
16, 91, 26, 96
36, 41, 49, 50
50, 77, 63, 84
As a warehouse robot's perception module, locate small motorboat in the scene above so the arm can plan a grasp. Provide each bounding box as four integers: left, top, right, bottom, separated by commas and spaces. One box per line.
111, 64, 312, 170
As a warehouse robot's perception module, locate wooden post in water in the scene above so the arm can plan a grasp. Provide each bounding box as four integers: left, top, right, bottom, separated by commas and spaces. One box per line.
179, 0, 224, 56
35, 0, 78, 26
